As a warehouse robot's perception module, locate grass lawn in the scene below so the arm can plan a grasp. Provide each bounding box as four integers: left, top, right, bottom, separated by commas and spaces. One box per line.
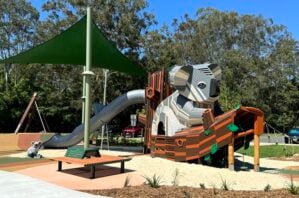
0, 157, 43, 165
237, 144, 299, 158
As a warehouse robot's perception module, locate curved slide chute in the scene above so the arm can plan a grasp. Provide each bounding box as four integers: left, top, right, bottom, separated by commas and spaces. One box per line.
43, 90, 145, 148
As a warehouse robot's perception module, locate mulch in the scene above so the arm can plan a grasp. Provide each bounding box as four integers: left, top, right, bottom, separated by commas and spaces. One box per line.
83, 185, 297, 198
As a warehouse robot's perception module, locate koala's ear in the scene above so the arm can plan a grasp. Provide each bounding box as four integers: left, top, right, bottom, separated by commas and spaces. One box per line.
31, 141, 34, 145
208, 64, 221, 80
169, 65, 192, 88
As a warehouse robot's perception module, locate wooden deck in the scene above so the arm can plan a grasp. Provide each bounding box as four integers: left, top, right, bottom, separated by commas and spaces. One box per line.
51, 155, 131, 179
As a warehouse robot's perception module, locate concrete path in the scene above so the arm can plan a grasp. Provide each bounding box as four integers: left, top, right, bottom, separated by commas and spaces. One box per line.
0, 170, 108, 198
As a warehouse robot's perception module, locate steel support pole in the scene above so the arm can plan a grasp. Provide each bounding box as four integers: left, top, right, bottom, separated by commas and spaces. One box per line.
83, 7, 93, 149
101, 69, 108, 150
81, 66, 86, 124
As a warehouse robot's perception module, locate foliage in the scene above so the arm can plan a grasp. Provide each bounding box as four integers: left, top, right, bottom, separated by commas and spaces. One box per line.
264, 184, 271, 192
183, 190, 191, 198
143, 174, 162, 188
123, 175, 131, 187
199, 183, 206, 189
237, 145, 299, 158
0, 0, 153, 132
286, 176, 299, 195
110, 136, 143, 147
172, 168, 180, 186
143, 8, 299, 132
212, 185, 218, 195
220, 177, 230, 191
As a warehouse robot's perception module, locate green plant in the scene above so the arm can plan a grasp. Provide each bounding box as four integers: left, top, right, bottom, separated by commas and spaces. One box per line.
172, 168, 180, 186
212, 185, 218, 195
284, 149, 293, 157
220, 177, 230, 191
123, 175, 131, 187
199, 183, 206, 189
143, 174, 162, 188
286, 176, 299, 195
183, 190, 191, 198
264, 184, 271, 192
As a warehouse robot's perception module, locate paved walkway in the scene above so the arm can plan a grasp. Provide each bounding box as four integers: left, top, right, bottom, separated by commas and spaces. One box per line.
0, 170, 108, 198
15, 162, 145, 190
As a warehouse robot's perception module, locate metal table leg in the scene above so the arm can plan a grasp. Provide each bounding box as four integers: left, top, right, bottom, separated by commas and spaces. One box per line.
120, 161, 125, 173
90, 166, 95, 179
58, 161, 62, 171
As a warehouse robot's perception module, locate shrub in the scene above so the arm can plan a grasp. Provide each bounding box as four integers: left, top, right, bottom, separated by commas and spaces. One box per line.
286, 176, 299, 195
212, 185, 218, 195
264, 184, 271, 192
220, 177, 230, 191
172, 168, 180, 186
183, 190, 191, 198
143, 174, 162, 188
199, 183, 206, 189
123, 175, 131, 187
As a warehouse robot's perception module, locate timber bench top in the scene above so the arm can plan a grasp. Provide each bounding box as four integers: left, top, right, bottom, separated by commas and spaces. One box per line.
51, 155, 131, 166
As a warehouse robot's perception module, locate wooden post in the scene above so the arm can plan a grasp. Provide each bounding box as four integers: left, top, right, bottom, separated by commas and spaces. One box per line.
228, 137, 234, 170
254, 134, 260, 171
14, 92, 37, 134
253, 114, 264, 171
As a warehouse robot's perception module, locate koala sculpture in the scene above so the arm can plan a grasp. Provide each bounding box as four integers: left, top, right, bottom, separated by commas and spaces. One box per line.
27, 141, 43, 158
151, 63, 221, 136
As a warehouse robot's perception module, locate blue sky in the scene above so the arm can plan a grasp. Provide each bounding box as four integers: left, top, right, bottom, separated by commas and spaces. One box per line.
31, 0, 299, 40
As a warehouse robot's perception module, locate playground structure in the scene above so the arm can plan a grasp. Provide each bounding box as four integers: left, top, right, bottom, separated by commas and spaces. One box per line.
143, 64, 264, 171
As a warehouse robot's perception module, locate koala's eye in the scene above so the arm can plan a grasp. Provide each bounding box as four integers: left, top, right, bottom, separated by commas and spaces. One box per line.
197, 82, 206, 89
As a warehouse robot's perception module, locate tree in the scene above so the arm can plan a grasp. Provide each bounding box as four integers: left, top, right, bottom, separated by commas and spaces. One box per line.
0, 0, 39, 91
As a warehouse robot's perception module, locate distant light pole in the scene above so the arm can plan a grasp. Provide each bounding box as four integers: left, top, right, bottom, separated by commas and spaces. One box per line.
100, 69, 116, 150
103, 69, 108, 105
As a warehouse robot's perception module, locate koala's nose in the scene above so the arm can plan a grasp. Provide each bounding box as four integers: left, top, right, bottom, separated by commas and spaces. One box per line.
210, 78, 220, 97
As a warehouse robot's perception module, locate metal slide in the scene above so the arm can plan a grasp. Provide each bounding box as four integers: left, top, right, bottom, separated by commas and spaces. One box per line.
43, 90, 145, 148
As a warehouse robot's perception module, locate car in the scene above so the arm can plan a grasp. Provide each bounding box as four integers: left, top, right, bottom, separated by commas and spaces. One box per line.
285, 128, 299, 144
122, 126, 143, 137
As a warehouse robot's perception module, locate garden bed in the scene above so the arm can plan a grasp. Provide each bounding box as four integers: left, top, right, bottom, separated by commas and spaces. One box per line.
83, 185, 297, 198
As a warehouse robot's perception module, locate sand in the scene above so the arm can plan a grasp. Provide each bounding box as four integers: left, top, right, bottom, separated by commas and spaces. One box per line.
108, 154, 298, 191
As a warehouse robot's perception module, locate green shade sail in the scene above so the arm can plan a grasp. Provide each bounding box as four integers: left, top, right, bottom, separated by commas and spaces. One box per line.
0, 16, 145, 76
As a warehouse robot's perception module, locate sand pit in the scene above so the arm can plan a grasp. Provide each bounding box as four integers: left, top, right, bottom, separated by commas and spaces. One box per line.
106, 155, 299, 191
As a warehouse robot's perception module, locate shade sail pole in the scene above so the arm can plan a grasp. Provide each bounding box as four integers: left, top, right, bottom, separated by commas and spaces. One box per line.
81, 66, 86, 124
83, 7, 94, 149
